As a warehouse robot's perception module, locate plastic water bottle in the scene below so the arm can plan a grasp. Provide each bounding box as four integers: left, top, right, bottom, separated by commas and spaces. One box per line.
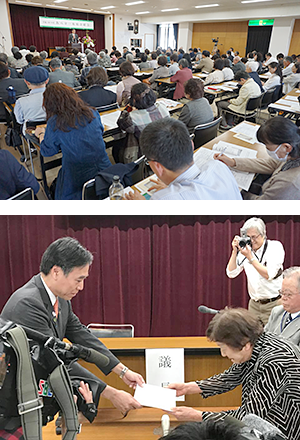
6, 86, 16, 104
109, 175, 124, 200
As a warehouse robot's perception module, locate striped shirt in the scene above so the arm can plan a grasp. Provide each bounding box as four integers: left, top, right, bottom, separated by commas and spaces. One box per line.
151, 162, 242, 200
198, 332, 300, 440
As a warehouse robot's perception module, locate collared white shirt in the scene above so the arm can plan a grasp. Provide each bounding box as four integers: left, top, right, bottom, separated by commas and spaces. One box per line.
282, 63, 294, 77
150, 161, 242, 200
262, 73, 281, 91
226, 239, 285, 300
14, 86, 47, 134
40, 274, 57, 306
264, 56, 277, 66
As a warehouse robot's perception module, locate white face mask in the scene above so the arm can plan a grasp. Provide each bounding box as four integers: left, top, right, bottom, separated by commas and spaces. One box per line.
267, 144, 289, 161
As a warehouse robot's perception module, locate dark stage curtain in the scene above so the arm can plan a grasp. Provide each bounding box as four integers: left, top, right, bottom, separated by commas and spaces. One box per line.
246, 25, 273, 57
9, 5, 105, 52
0, 216, 299, 337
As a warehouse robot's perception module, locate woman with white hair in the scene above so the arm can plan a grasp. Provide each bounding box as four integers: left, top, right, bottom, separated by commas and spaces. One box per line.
126, 53, 138, 71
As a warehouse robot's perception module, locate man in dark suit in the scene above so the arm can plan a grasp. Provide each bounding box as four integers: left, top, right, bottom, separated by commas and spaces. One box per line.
1, 237, 144, 414
265, 266, 300, 346
68, 29, 79, 44
0, 62, 29, 120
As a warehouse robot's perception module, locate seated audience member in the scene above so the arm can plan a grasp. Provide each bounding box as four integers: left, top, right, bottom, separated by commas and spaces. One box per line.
78, 66, 116, 108
125, 118, 241, 200
98, 50, 111, 68
69, 48, 80, 62
21, 53, 34, 74
215, 116, 300, 199
29, 45, 39, 57
262, 62, 282, 91
168, 53, 179, 75
31, 56, 46, 68
48, 58, 80, 88
50, 50, 60, 59
116, 83, 170, 163
123, 46, 130, 58
253, 51, 263, 73
126, 53, 138, 71
283, 61, 300, 94
221, 53, 232, 67
145, 48, 151, 61
245, 64, 264, 92
149, 52, 158, 69
195, 50, 213, 73
39, 51, 49, 68
167, 308, 300, 440
11, 51, 27, 69
240, 57, 248, 65
147, 55, 169, 91
34, 83, 111, 200
170, 59, 193, 99
226, 49, 234, 62
282, 56, 294, 77
7, 46, 19, 66
63, 58, 79, 75
139, 53, 150, 70
0, 149, 39, 199
116, 61, 140, 106
182, 53, 192, 69
178, 78, 214, 134
19, 45, 29, 57
265, 266, 300, 346
263, 52, 277, 67
0, 53, 21, 78
178, 48, 184, 61
217, 71, 261, 129
0, 63, 29, 120
276, 52, 284, 68
80, 51, 99, 85
115, 50, 126, 66
204, 58, 224, 85
110, 45, 117, 57
245, 53, 259, 72
14, 66, 48, 132
222, 59, 234, 81
58, 47, 69, 59
158, 420, 241, 440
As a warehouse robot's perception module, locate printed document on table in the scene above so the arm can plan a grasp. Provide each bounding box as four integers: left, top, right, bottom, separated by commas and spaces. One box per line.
100, 110, 121, 129
194, 142, 257, 191
134, 384, 176, 411
230, 122, 260, 143
135, 175, 159, 199
104, 84, 117, 93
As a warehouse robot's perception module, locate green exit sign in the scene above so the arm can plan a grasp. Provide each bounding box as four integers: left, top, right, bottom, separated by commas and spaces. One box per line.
249, 19, 274, 26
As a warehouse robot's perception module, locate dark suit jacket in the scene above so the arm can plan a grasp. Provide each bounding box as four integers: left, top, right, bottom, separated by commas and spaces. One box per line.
0, 77, 29, 119
78, 85, 117, 108
48, 69, 79, 88
1, 274, 120, 390
265, 305, 300, 346
68, 33, 79, 43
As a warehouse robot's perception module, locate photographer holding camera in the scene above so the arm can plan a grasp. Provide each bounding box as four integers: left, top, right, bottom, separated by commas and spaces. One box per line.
226, 218, 285, 324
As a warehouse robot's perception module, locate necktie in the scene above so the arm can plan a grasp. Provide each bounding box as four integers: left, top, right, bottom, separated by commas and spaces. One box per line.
285, 313, 292, 327
53, 298, 59, 318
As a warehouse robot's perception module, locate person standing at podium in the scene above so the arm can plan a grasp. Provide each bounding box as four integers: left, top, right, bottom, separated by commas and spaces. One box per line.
68, 29, 79, 44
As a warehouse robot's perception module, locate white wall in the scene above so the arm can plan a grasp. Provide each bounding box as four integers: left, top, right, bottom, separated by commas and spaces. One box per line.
0, 0, 13, 54
114, 14, 156, 51
268, 17, 295, 56
105, 15, 113, 51
178, 22, 193, 51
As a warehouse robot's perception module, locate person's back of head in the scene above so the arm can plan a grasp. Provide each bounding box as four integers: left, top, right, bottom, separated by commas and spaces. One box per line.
158, 55, 168, 67
40, 51, 48, 60
158, 419, 241, 440
140, 118, 193, 172
99, 51, 105, 58
126, 53, 134, 63
248, 53, 254, 59
266, 52, 272, 58
114, 51, 122, 58
86, 66, 108, 87
31, 56, 43, 66
20, 45, 27, 50
151, 52, 157, 60
214, 58, 224, 70
179, 58, 189, 69
50, 58, 62, 70
179, 48, 185, 54
202, 50, 210, 58
284, 56, 293, 65
170, 53, 178, 63
29, 45, 37, 53
119, 61, 135, 77
0, 63, 10, 80
11, 46, 19, 55
51, 51, 59, 59
241, 57, 248, 64
223, 58, 231, 68
0, 53, 8, 64
87, 51, 98, 65
13, 51, 22, 60
140, 53, 147, 63
25, 53, 34, 63
131, 83, 156, 109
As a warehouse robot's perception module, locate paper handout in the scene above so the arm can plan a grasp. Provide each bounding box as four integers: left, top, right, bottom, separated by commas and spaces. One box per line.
134, 384, 176, 411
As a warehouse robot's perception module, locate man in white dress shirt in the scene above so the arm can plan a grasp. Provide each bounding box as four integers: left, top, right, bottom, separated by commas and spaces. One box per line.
226, 217, 285, 324
282, 56, 294, 77
125, 118, 242, 201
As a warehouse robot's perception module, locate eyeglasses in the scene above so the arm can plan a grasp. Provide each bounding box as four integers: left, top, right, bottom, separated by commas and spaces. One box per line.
278, 290, 299, 299
144, 157, 155, 166
247, 234, 261, 241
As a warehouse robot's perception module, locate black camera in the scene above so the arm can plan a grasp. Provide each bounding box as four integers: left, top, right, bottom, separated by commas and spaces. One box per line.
238, 235, 251, 249
212, 38, 219, 43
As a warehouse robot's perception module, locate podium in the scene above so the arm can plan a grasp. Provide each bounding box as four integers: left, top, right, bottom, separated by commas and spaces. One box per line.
67, 42, 84, 53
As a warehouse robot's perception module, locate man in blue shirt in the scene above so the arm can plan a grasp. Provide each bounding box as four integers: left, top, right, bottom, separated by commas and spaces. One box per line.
125, 118, 242, 200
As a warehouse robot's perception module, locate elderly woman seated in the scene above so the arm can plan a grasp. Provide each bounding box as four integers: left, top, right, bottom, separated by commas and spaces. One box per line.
214, 116, 300, 199
115, 82, 170, 163
78, 66, 117, 108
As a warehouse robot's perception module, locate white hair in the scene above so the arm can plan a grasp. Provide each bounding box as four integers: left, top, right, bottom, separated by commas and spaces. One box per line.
283, 267, 300, 292
241, 217, 266, 238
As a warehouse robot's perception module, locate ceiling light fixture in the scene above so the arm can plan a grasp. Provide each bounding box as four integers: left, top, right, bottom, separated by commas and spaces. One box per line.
71, 7, 91, 10
125, 1, 144, 4
15, 1, 42, 4
161, 7, 179, 11
241, 0, 273, 3
135, 10, 149, 13
53, 0, 68, 3
46, 3, 69, 7
100, 5, 116, 8
195, 3, 219, 7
